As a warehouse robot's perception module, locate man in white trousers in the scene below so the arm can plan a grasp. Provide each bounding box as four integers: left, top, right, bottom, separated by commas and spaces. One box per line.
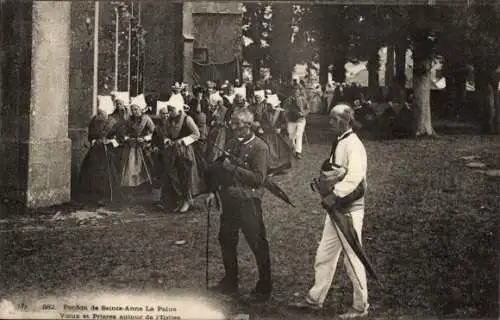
293, 103, 369, 319
284, 86, 309, 159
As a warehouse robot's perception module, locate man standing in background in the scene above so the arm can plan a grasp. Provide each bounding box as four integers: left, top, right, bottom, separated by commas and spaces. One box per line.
284, 85, 309, 159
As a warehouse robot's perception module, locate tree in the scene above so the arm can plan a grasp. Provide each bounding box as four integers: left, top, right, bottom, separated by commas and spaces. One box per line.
242, 2, 272, 84
405, 5, 445, 137
468, 5, 500, 134
269, 3, 294, 85
438, 3, 500, 133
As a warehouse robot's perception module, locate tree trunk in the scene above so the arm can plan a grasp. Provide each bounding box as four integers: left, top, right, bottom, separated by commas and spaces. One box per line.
495, 85, 500, 134
395, 42, 407, 88
443, 60, 468, 120
367, 48, 380, 100
270, 3, 293, 84
474, 63, 496, 134
385, 45, 395, 89
395, 41, 407, 105
413, 55, 435, 137
319, 7, 331, 88
454, 70, 467, 120
252, 59, 261, 86
319, 41, 329, 87
331, 54, 346, 83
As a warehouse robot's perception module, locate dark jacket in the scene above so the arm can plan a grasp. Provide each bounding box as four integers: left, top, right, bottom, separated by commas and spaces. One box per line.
209, 135, 269, 200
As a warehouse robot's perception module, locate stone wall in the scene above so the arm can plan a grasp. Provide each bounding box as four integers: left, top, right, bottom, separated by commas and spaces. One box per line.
141, 1, 183, 95
191, 2, 243, 84
0, 1, 33, 210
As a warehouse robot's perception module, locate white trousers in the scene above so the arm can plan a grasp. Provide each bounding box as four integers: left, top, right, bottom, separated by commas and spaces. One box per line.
287, 118, 306, 154
307, 209, 368, 310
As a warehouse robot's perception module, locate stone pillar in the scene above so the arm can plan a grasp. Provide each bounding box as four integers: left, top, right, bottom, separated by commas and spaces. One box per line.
27, 1, 72, 207
0, 1, 72, 210
183, 2, 194, 89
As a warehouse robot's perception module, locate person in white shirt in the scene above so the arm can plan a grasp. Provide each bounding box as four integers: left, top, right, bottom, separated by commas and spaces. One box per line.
293, 103, 369, 319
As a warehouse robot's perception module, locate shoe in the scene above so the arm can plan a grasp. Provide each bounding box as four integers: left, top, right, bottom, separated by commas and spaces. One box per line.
247, 288, 271, 303
290, 295, 323, 310
338, 305, 369, 319
178, 201, 190, 213
295, 152, 302, 159
209, 280, 239, 296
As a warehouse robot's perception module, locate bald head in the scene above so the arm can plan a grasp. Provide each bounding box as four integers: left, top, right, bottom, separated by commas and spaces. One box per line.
330, 104, 354, 123
329, 104, 355, 134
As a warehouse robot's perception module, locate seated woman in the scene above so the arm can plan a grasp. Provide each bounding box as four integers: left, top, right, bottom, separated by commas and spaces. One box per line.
259, 94, 293, 176
153, 101, 205, 213
120, 103, 156, 194
76, 107, 122, 205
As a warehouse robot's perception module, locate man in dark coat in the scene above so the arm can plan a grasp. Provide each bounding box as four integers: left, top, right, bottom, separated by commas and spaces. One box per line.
206, 108, 272, 302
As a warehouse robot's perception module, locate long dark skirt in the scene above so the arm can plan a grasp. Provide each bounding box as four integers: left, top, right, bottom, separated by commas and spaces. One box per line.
262, 131, 293, 175
76, 142, 122, 203
160, 144, 206, 208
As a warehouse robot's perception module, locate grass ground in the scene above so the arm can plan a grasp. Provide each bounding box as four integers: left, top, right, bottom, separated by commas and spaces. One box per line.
0, 115, 498, 319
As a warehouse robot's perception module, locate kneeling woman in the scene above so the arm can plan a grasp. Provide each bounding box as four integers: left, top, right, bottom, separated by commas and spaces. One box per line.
76, 107, 122, 204
153, 102, 205, 213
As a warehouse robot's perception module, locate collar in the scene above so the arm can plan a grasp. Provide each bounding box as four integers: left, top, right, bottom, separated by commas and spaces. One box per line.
337, 128, 353, 141
238, 134, 256, 144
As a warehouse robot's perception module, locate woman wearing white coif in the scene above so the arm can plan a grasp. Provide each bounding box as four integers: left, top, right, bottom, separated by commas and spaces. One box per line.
152, 99, 204, 213
293, 104, 369, 319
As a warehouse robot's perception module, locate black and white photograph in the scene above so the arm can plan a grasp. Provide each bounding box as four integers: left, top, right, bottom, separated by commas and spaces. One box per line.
0, 0, 498, 319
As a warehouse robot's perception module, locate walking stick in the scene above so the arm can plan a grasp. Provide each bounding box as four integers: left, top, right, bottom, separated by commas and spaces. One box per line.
103, 143, 114, 203
205, 198, 212, 290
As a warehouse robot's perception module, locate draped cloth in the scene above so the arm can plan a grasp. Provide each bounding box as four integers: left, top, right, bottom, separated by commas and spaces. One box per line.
120, 115, 155, 187
76, 117, 122, 203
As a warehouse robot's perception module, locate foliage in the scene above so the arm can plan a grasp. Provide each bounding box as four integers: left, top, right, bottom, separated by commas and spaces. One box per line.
288, 5, 320, 65
242, 2, 272, 67
98, 1, 146, 93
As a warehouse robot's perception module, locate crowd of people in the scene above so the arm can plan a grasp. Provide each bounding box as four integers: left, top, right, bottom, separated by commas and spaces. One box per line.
76, 79, 311, 212
76, 78, 373, 318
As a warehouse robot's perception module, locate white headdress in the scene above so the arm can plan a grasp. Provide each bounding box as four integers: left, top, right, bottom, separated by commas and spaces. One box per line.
130, 93, 147, 111
254, 90, 265, 99
97, 95, 115, 115
209, 91, 223, 106
167, 94, 185, 113
112, 91, 130, 105
266, 94, 281, 108
171, 82, 184, 90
